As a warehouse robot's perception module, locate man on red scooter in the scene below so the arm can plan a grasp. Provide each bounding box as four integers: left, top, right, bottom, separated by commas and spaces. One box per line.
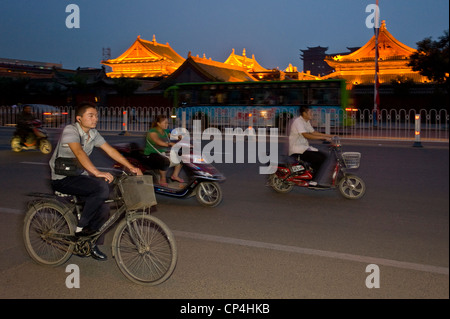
288, 105, 334, 188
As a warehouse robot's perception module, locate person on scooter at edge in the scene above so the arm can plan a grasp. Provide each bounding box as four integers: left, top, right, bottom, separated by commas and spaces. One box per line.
16, 105, 36, 145
144, 114, 183, 187
49, 102, 142, 261
288, 105, 334, 188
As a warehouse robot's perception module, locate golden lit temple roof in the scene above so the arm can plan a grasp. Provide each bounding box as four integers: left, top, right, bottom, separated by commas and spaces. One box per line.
103, 35, 185, 64
191, 54, 258, 82
224, 48, 269, 72
323, 21, 428, 84
101, 35, 185, 78
297, 72, 321, 80
284, 63, 297, 73
327, 21, 415, 63
154, 54, 258, 89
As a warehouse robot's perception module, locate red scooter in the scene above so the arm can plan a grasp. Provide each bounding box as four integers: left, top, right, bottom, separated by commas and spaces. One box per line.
268, 137, 365, 199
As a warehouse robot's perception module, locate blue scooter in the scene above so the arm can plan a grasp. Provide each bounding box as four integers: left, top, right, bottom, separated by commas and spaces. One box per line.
113, 142, 225, 207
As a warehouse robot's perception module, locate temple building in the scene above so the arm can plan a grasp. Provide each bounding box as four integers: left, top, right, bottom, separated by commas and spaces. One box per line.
101, 35, 308, 82
223, 48, 311, 80
322, 21, 428, 84
154, 53, 258, 89
224, 48, 276, 80
224, 48, 269, 73
101, 35, 185, 78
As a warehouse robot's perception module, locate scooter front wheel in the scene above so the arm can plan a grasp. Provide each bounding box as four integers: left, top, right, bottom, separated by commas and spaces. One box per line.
39, 139, 52, 154
338, 174, 366, 199
195, 181, 222, 207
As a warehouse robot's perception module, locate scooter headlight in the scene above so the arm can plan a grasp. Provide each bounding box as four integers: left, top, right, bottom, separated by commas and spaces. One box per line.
191, 154, 208, 163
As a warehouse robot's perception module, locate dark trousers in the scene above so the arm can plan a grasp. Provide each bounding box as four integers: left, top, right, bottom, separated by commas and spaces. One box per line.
143, 153, 170, 171
292, 150, 328, 182
16, 127, 32, 143
51, 175, 110, 244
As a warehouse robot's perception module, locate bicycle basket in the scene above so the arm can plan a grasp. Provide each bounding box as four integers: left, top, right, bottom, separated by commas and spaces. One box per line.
342, 152, 361, 169
119, 175, 157, 210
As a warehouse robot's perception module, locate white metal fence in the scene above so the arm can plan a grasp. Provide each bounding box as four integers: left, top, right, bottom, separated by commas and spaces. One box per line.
1, 105, 448, 142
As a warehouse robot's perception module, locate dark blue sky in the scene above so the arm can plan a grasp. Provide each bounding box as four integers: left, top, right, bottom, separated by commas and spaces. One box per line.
0, 0, 448, 71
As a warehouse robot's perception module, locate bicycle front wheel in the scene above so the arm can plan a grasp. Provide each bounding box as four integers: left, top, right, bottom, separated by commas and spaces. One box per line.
23, 201, 76, 266
112, 214, 177, 286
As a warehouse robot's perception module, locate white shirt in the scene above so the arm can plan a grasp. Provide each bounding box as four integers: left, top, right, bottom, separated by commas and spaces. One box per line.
288, 116, 318, 155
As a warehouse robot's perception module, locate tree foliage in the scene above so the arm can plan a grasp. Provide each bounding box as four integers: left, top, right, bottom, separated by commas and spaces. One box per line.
408, 30, 449, 87
113, 78, 141, 97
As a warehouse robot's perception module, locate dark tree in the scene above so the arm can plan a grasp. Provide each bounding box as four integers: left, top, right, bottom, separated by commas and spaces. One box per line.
408, 30, 449, 89
113, 78, 141, 106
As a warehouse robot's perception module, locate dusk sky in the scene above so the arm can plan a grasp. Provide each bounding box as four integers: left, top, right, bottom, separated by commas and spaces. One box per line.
0, 0, 448, 71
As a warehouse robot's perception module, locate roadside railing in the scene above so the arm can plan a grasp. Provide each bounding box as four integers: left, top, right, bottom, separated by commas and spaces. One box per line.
1, 105, 448, 142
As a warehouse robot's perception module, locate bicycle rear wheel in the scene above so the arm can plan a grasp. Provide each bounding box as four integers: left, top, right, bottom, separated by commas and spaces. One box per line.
23, 201, 76, 266
112, 214, 177, 286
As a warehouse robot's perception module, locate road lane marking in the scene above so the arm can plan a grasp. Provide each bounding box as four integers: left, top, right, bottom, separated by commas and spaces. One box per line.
173, 230, 449, 276
0, 207, 22, 214
2, 206, 447, 276
20, 161, 47, 165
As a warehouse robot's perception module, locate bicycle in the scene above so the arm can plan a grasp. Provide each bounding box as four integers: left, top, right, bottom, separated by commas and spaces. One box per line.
23, 172, 177, 286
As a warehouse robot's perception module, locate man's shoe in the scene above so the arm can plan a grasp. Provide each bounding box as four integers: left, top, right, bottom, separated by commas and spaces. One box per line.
91, 245, 107, 261
308, 182, 330, 189
75, 227, 97, 237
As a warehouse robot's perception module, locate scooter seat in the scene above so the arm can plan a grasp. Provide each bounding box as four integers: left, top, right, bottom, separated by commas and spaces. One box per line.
278, 155, 312, 170
278, 155, 301, 165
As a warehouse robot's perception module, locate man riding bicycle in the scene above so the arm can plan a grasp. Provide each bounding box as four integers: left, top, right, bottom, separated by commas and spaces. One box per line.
49, 102, 142, 261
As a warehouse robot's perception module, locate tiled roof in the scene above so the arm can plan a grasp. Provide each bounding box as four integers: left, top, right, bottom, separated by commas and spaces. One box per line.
224, 48, 269, 72
102, 35, 185, 65
153, 55, 258, 89
191, 55, 258, 82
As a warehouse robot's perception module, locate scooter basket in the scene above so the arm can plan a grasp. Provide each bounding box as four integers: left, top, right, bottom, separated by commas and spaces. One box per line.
342, 152, 361, 169
119, 175, 157, 210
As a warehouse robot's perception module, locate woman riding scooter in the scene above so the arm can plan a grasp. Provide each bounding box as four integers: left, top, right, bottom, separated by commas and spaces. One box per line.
144, 115, 183, 187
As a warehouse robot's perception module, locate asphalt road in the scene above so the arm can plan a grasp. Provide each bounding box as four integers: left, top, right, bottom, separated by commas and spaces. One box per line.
0, 127, 448, 307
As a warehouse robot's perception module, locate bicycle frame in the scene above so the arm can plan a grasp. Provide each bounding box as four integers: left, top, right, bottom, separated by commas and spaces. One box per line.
28, 176, 147, 256
24, 173, 178, 285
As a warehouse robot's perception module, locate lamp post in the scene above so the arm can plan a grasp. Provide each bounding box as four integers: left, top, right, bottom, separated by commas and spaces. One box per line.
413, 114, 423, 148
373, 0, 380, 128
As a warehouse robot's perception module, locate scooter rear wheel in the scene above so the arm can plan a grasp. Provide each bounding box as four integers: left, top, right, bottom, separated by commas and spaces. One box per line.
196, 181, 222, 207
269, 174, 294, 193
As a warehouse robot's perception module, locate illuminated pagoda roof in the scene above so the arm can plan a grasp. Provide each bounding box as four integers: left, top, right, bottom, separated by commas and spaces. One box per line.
323, 21, 428, 84
284, 64, 321, 80
154, 53, 258, 89
101, 35, 185, 78
224, 48, 309, 80
224, 48, 269, 72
